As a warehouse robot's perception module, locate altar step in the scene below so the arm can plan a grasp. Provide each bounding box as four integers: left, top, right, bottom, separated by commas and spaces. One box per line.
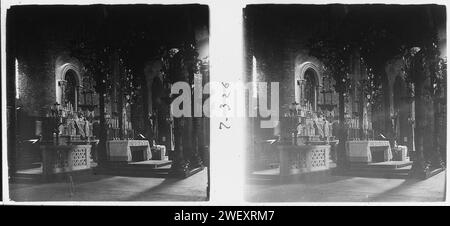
349, 161, 413, 169
93, 160, 173, 178
94, 160, 206, 179
11, 162, 96, 183
338, 161, 413, 179
249, 167, 334, 182
15, 150, 41, 170
15, 161, 42, 170
249, 162, 337, 183
103, 160, 173, 169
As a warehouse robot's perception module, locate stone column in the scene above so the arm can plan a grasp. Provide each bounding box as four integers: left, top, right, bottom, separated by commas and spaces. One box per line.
169, 54, 191, 177
410, 59, 443, 178
190, 116, 203, 168
171, 117, 190, 176
410, 75, 428, 178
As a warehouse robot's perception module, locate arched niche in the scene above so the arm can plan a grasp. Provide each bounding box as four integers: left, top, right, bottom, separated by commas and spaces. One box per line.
55, 63, 83, 110
294, 62, 322, 111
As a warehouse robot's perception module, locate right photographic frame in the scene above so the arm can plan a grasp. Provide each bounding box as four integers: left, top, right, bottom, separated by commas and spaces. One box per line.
244, 4, 447, 202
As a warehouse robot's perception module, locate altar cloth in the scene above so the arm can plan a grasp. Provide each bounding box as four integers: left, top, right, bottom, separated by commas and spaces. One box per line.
346, 140, 392, 163
107, 140, 151, 162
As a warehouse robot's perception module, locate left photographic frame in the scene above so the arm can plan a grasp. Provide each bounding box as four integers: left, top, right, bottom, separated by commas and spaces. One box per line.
4, 3, 210, 202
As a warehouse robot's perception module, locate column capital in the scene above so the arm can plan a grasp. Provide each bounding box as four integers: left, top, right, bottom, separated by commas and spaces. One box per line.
58, 80, 67, 87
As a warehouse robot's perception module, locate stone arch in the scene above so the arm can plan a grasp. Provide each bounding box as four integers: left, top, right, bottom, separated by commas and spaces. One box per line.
144, 59, 173, 150
294, 61, 323, 110
55, 62, 83, 108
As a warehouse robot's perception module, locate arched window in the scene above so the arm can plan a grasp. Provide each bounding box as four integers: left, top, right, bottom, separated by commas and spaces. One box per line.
295, 62, 321, 112
304, 68, 317, 111
64, 69, 78, 110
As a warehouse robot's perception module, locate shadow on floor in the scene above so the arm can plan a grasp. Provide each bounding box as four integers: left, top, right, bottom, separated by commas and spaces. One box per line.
121, 178, 181, 201
246, 168, 350, 186
368, 171, 446, 202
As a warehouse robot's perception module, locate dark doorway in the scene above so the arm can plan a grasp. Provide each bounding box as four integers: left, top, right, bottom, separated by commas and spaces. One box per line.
152, 76, 173, 153
304, 68, 317, 110
64, 70, 78, 109
393, 76, 411, 148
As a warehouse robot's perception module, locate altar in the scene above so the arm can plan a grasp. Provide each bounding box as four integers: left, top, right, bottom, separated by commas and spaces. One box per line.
346, 140, 393, 163
107, 140, 152, 162
41, 144, 92, 176
278, 144, 331, 177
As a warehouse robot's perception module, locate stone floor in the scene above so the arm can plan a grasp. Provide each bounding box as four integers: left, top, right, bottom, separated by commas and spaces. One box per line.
246, 170, 446, 202
9, 168, 208, 202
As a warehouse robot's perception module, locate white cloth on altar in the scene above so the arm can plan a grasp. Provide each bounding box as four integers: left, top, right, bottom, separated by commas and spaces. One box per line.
107, 140, 151, 161
346, 140, 393, 163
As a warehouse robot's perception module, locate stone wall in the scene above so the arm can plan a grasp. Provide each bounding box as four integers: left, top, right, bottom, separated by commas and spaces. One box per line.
16, 51, 55, 116
15, 41, 84, 117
